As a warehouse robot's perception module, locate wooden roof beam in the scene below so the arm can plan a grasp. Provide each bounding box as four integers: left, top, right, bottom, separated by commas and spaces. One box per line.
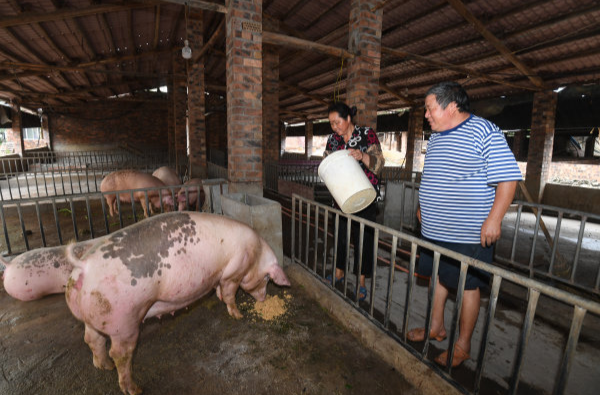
192, 17, 225, 63
263, 31, 354, 60
445, 0, 546, 89
0, 2, 160, 29
158, 0, 227, 14
279, 81, 330, 106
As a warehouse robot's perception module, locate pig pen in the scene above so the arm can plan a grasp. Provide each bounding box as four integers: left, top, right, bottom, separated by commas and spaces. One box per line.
0, 266, 418, 395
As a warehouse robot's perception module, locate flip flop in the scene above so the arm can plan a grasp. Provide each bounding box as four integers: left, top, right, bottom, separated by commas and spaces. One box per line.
358, 286, 367, 301
325, 274, 344, 285
406, 327, 447, 342
434, 344, 470, 368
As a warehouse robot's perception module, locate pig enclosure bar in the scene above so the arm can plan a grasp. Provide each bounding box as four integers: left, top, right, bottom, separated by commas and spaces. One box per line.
290, 194, 600, 395
385, 181, 600, 297
0, 150, 169, 202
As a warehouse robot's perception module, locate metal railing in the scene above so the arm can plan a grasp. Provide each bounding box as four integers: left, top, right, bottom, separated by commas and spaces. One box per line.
496, 200, 600, 296
0, 150, 169, 202
290, 193, 600, 395
384, 181, 600, 297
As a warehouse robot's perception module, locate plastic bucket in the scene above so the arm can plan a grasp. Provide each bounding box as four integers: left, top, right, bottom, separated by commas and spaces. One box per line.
318, 150, 376, 214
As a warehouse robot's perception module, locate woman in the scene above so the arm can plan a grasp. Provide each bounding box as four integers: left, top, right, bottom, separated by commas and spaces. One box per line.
323, 102, 385, 301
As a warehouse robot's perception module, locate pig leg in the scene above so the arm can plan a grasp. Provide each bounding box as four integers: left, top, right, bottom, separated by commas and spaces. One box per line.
109, 333, 141, 395
218, 279, 243, 319
139, 198, 150, 218
105, 196, 115, 217
84, 324, 115, 370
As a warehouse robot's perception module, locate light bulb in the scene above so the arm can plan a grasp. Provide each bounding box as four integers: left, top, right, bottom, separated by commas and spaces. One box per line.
182, 40, 192, 59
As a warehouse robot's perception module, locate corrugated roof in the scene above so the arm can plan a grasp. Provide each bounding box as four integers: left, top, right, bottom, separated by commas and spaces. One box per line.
0, 0, 597, 126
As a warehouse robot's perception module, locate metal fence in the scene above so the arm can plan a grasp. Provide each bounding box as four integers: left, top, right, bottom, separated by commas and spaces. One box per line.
0, 150, 169, 202
290, 194, 600, 395
385, 181, 600, 297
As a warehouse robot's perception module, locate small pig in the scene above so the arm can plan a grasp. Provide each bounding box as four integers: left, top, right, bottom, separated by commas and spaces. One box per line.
100, 169, 174, 218
65, 212, 290, 395
151, 166, 181, 187
177, 178, 205, 211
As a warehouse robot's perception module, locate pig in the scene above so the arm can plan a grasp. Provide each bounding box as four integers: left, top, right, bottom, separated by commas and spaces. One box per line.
64, 211, 290, 395
151, 166, 181, 187
1, 246, 72, 301
100, 169, 174, 218
176, 178, 205, 211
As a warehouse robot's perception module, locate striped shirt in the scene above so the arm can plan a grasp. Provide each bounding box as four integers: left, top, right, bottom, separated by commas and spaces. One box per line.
419, 114, 523, 243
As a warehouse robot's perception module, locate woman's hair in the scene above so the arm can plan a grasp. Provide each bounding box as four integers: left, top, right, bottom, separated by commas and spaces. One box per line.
425, 81, 470, 113
328, 102, 357, 120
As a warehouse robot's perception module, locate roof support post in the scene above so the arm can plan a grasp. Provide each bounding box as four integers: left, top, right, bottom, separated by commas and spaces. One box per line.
345, 0, 383, 129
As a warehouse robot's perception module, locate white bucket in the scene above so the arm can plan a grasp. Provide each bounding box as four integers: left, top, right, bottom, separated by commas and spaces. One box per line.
318, 150, 376, 214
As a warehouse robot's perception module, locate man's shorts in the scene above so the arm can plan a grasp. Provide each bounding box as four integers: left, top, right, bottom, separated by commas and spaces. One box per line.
416, 237, 493, 290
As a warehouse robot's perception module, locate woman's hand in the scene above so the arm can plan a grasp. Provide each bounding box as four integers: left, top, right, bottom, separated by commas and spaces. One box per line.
348, 149, 364, 162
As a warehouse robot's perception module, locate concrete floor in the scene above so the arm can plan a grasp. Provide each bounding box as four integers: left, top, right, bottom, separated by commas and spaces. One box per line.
0, 273, 416, 395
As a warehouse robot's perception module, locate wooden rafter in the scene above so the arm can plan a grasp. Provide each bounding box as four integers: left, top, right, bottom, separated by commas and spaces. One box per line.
153, 5, 161, 50
158, 0, 227, 14
263, 31, 354, 60
279, 81, 330, 106
0, 2, 160, 29
192, 17, 224, 63
381, 47, 539, 91
445, 0, 546, 89
379, 82, 415, 106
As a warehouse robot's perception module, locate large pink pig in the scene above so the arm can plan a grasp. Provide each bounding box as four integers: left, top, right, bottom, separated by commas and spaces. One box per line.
100, 169, 174, 218
151, 166, 181, 187
1, 246, 71, 301
176, 178, 205, 211
64, 211, 290, 395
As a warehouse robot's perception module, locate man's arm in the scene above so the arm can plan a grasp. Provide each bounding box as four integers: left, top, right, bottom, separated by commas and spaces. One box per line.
481, 180, 517, 247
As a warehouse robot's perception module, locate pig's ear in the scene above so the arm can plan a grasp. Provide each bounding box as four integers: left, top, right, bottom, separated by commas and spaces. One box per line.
268, 264, 291, 286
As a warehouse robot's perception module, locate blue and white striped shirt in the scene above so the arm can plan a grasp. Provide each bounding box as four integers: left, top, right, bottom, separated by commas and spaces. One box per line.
419, 114, 523, 243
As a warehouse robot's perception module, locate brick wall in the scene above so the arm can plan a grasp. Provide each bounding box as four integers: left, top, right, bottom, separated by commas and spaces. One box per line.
48, 100, 168, 152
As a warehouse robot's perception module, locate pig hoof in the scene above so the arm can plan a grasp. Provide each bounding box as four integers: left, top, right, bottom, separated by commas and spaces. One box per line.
227, 304, 243, 319
120, 381, 142, 395
93, 357, 115, 370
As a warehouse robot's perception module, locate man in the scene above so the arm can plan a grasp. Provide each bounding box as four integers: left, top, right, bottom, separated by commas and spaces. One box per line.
407, 82, 522, 367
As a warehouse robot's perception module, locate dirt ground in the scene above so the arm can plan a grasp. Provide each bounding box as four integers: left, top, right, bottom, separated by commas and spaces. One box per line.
0, 277, 415, 395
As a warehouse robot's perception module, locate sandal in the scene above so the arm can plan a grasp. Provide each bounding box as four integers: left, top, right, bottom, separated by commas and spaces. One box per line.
325, 274, 344, 285
358, 286, 367, 301
434, 344, 470, 367
406, 327, 447, 342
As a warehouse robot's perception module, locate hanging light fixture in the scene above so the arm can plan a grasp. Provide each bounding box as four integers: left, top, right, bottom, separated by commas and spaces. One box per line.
182, 40, 192, 59
181, 4, 192, 59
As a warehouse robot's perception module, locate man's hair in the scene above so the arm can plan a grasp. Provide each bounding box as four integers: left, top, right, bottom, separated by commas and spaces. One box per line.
426, 81, 470, 113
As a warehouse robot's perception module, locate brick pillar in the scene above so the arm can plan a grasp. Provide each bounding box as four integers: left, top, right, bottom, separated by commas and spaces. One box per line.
187, 14, 207, 178
403, 107, 424, 179
512, 129, 526, 161
41, 114, 52, 150
7, 104, 24, 155
280, 122, 286, 157
345, 0, 382, 128
525, 90, 557, 202
226, 0, 263, 195
305, 121, 313, 159
167, 76, 175, 166
172, 52, 188, 175
263, 17, 279, 164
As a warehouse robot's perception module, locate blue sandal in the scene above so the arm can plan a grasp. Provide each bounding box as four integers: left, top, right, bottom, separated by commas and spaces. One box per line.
325, 274, 345, 285
358, 286, 367, 302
